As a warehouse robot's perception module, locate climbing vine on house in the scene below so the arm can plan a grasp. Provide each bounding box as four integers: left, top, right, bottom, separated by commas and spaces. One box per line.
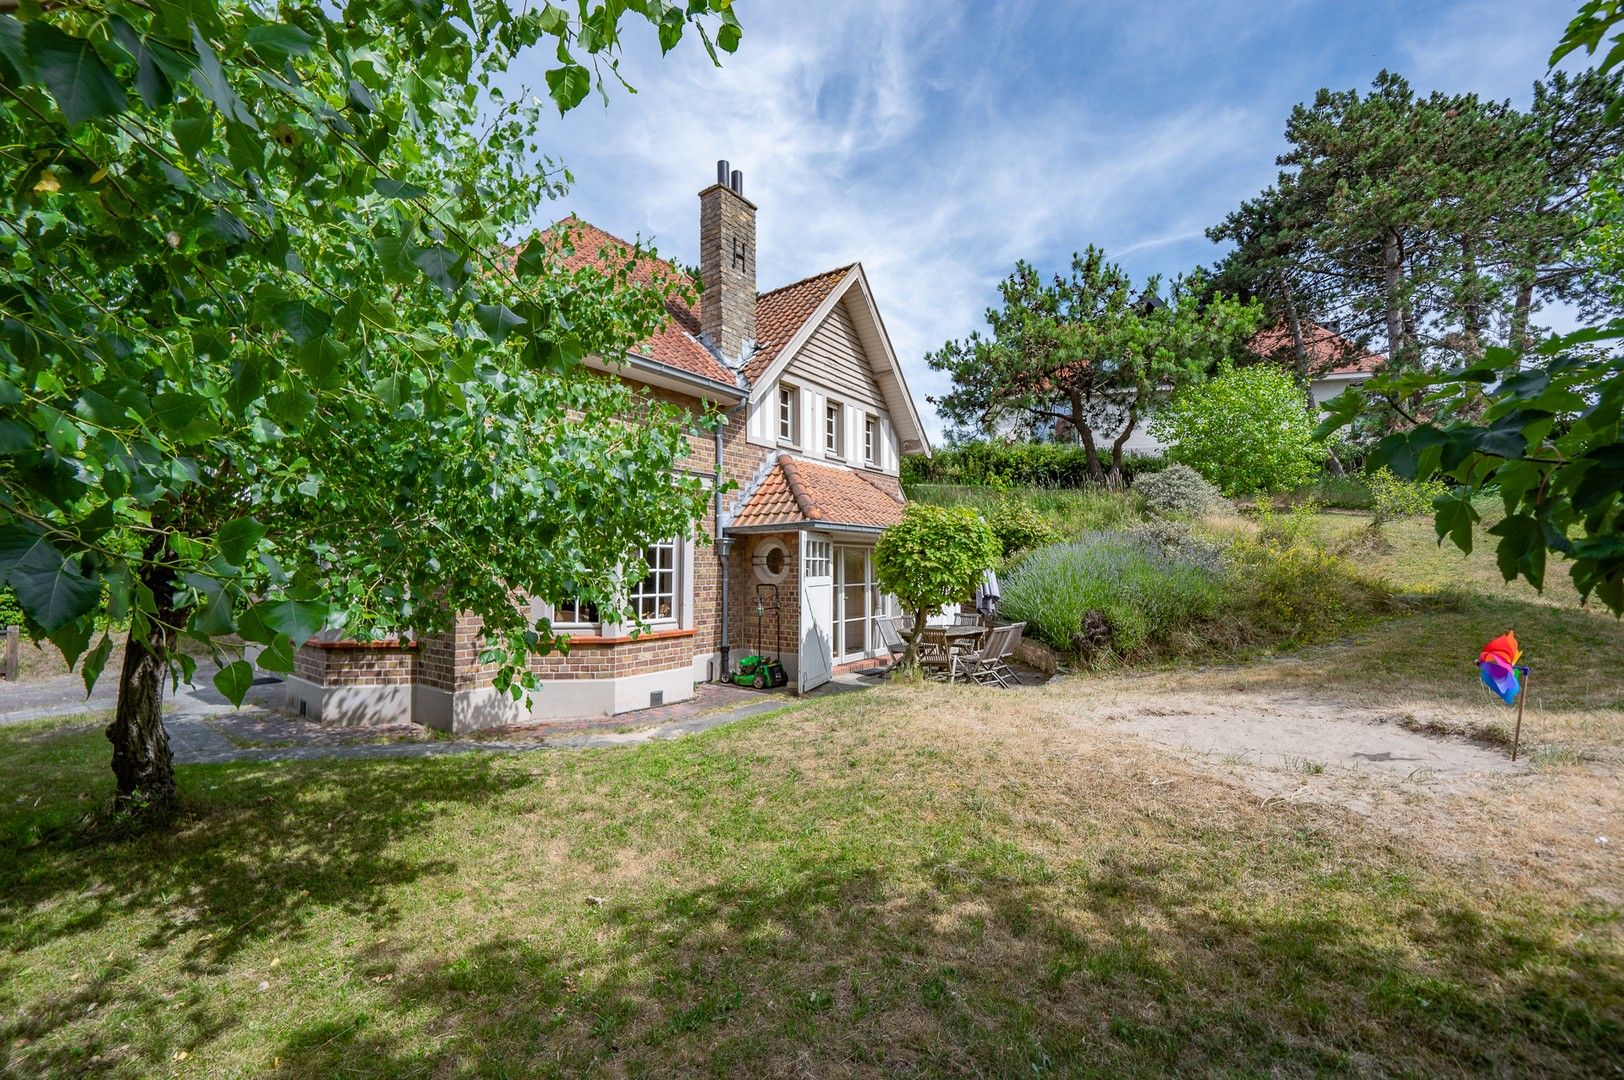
0, 0, 742, 812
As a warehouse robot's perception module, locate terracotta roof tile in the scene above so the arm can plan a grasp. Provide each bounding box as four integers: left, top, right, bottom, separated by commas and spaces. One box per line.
513, 220, 736, 386
1248, 322, 1385, 376
734, 455, 905, 530
744, 266, 852, 383
505, 220, 850, 393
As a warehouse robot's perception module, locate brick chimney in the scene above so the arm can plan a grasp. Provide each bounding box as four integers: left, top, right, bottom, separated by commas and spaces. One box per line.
699, 160, 756, 363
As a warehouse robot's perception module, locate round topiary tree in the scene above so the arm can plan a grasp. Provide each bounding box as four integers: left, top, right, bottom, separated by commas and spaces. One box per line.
1149, 365, 1325, 496
873, 504, 1001, 672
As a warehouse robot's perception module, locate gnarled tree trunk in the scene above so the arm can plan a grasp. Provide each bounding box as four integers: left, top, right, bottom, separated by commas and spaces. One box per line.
1067, 390, 1106, 485
106, 564, 180, 814
1106, 400, 1140, 490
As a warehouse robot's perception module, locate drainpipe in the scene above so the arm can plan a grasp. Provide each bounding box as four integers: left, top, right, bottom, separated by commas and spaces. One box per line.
715, 414, 732, 679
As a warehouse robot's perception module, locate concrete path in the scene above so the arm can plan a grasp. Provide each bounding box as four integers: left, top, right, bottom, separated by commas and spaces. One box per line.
0, 661, 286, 725
164, 694, 802, 765
4, 669, 873, 765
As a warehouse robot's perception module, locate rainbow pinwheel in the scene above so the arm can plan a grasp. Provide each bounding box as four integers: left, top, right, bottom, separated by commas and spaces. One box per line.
1478, 630, 1523, 706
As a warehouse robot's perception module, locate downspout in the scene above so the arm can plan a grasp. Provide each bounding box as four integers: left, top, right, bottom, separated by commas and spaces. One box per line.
715, 413, 732, 679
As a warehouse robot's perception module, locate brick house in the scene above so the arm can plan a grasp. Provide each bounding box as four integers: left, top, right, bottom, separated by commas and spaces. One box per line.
287, 162, 931, 730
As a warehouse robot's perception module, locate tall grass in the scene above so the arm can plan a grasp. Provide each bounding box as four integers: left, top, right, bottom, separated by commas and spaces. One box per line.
998, 532, 1223, 658
906, 484, 1142, 539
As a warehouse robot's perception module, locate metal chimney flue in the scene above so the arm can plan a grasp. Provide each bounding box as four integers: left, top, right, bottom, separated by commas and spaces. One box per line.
716, 159, 730, 186
730, 169, 744, 196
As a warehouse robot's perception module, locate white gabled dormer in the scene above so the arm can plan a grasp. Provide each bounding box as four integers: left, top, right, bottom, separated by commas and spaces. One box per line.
743, 265, 929, 475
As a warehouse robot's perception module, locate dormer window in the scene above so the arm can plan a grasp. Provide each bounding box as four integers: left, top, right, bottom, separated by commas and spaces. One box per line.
863, 414, 877, 465
824, 401, 844, 458
778, 384, 799, 445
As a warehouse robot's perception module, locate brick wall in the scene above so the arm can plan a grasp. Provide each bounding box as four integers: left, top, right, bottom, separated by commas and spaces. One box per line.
729, 532, 800, 660
295, 640, 421, 687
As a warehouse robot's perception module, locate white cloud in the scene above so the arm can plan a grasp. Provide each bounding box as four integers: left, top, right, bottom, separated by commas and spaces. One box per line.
500, 0, 1586, 443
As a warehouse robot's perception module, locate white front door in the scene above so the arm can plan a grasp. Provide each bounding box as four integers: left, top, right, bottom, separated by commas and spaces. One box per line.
799, 531, 834, 693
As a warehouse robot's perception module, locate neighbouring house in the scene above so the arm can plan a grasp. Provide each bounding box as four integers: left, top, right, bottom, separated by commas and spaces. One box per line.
1008, 320, 1385, 453
287, 162, 931, 731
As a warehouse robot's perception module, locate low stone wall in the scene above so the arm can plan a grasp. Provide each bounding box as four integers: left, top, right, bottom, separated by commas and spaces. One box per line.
1013, 637, 1064, 677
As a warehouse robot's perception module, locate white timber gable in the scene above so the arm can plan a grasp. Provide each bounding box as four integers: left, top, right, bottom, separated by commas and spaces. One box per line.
745, 266, 929, 474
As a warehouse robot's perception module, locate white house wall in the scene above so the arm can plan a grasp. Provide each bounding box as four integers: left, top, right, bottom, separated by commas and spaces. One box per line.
749, 373, 901, 475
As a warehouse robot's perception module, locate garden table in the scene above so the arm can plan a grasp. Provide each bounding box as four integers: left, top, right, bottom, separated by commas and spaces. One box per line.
900, 625, 986, 675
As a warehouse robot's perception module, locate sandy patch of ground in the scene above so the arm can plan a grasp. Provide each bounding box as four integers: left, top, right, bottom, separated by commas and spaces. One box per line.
1038, 681, 1620, 902
1099, 692, 1522, 807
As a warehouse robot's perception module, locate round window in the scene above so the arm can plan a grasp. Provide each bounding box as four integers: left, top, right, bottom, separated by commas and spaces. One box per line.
753, 539, 789, 584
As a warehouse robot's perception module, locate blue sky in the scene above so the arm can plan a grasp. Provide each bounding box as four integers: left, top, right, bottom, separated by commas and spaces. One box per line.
499, 0, 1584, 442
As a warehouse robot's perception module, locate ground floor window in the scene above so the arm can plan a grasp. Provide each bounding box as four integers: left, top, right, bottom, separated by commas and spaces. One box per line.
552, 598, 599, 626
546, 539, 683, 632
629, 540, 678, 623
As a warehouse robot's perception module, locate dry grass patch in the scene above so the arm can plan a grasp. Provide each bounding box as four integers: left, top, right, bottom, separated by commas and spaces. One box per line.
2, 687, 1620, 1077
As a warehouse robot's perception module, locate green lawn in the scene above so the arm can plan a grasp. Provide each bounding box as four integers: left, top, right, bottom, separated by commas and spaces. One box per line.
2, 507, 1621, 1077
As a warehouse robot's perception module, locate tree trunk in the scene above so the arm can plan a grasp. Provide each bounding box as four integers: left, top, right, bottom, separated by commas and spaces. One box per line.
1382, 229, 1406, 366
900, 606, 930, 673
1069, 391, 1105, 484
1107, 401, 1140, 490
1460, 238, 1484, 359
1509, 276, 1534, 357
1277, 271, 1316, 414
106, 566, 179, 814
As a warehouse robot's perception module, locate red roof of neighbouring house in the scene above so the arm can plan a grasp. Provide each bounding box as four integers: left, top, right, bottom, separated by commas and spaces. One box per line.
1248, 322, 1385, 377
733, 455, 906, 530
513, 219, 850, 392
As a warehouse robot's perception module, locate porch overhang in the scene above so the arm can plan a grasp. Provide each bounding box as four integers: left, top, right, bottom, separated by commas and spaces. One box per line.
726, 521, 886, 537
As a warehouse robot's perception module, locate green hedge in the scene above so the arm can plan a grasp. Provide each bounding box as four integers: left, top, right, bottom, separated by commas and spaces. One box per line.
0, 587, 21, 629
901, 442, 1167, 488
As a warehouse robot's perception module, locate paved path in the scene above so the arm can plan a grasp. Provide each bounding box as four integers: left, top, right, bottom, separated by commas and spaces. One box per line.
6, 669, 876, 765
0, 661, 285, 725
163, 694, 803, 765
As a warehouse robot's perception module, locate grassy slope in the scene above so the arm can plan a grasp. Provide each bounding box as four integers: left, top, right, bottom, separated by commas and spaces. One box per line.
906, 483, 1143, 536
2, 507, 1621, 1077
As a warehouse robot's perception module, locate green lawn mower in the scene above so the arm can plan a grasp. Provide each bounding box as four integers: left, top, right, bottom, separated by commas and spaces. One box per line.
729, 584, 789, 690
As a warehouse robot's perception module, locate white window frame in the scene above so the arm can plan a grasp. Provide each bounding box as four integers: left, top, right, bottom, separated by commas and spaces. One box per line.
863, 414, 877, 465
777, 384, 800, 446
824, 400, 844, 459
805, 538, 832, 578
550, 596, 600, 630
628, 539, 680, 626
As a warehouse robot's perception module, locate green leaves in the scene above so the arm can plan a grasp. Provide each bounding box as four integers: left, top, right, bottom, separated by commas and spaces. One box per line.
81, 633, 116, 696
372, 178, 431, 200
1432, 491, 1479, 556
270, 298, 332, 346
1486, 513, 1546, 589
190, 24, 256, 128
546, 64, 591, 111
475, 303, 527, 344
213, 659, 254, 706
1152, 365, 1321, 495
255, 598, 329, 649
217, 517, 267, 566
245, 22, 314, 59
0, 525, 99, 631
23, 21, 127, 126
